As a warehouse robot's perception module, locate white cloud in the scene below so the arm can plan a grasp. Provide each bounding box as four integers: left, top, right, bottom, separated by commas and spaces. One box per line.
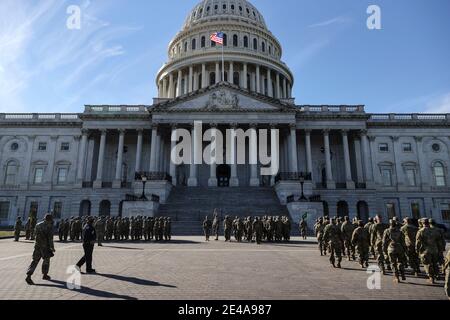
308, 15, 351, 28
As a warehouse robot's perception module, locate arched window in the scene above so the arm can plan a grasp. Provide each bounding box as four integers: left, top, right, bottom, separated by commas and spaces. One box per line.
223, 33, 227, 46
253, 38, 258, 50
262, 42, 266, 52
233, 72, 240, 86
191, 38, 196, 50
4, 160, 19, 185
233, 34, 238, 47
209, 72, 216, 85
201, 36, 206, 48
243, 36, 248, 48
433, 162, 446, 186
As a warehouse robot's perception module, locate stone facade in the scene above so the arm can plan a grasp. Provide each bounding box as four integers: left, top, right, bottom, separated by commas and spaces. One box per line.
0, 0, 449, 229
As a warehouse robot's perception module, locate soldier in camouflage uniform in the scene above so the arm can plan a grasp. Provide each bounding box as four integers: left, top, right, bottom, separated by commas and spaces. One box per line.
266, 216, 274, 242
383, 220, 407, 283
400, 217, 421, 276
28, 210, 37, 241
223, 216, 232, 242
372, 215, 389, 274
430, 219, 446, 272
236, 218, 244, 242
153, 218, 160, 241
253, 217, 264, 245
416, 219, 441, 284
148, 217, 155, 240
274, 216, 283, 242
299, 218, 308, 240
94, 216, 105, 246
245, 217, 253, 242
341, 216, 356, 261
323, 218, 343, 268
314, 218, 326, 256
444, 249, 450, 299
283, 216, 291, 241
233, 216, 239, 241
212, 210, 220, 241
24, 218, 31, 240
351, 220, 370, 268
14, 217, 22, 242
25, 214, 55, 285
164, 217, 172, 241
203, 216, 212, 241
364, 218, 375, 258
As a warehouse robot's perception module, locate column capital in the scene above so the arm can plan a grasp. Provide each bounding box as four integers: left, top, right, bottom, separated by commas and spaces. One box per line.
322, 129, 330, 135
230, 122, 238, 129
368, 135, 376, 142
81, 129, 89, 136
359, 129, 368, 137
289, 123, 297, 130
170, 123, 178, 130
390, 136, 399, 142
151, 123, 159, 130
73, 135, 81, 141
136, 128, 144, 134
304, 129, 312, 135
414, 136, 423, 143
100, 129, 108, 135
118, 128, 126, 135
269, 123, 278, 129
341, 129, 349, 135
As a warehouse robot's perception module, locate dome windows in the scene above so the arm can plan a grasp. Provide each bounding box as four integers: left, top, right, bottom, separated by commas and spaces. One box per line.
10, 142, 19, 151
201, 36, 206, 48
233, 34, 238, 47
192, 38, 196, 50
262, 42, 266, 52
243, 36, 248, 48
253, 38, 258, 50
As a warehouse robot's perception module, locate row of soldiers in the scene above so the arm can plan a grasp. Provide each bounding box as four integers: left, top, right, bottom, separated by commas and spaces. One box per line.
55, 216, 172, 244
13, 216, 38, 241
314, 215, 449, 286
203, 213, 292, 244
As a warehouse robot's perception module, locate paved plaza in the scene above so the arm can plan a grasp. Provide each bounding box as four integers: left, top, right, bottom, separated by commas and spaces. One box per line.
0, 236, 447, 300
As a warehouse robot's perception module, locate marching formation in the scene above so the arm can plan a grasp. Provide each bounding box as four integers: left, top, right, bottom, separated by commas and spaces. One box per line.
314, 215, 449, 287
202, 210, 292, 244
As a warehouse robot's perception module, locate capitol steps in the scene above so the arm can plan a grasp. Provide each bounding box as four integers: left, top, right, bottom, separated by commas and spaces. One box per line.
157, 187, 290, 235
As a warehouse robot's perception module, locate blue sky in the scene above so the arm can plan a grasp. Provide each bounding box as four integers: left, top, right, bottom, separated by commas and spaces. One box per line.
0, 0, 449, 114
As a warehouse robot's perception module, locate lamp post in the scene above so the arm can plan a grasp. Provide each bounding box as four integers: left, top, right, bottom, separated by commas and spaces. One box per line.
299, 175, 307, 202
140, 176, 148, 201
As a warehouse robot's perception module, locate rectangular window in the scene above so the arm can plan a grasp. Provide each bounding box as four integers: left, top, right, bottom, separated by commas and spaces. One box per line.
386, 203, 396, 219
60, 143, 70, 151
406, 169, 416, 186
5, 165, 17, 185
411, 203, 421, 220
34, 168, 44, 184
402, 143, 412, 152
57, 168, 68, 184
382, 169, 392, 186
53, 202, 62, 219
0, 201, 10, 220
38, 142, 47, 151
379, 143, 389, 152
441, 204, 450, 222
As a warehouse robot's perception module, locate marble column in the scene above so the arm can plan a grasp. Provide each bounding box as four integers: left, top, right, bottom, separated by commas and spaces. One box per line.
176, 70, 182, 97
267, 68, 273, 97
135, 129, 143, 173
229, 61, 234, 84
170, 125, 177, 186
256, 65, 261, 94
162, 78, 168, 98
215, 62, 220, 84
342, 130, 355, 189
305, 129, 313, 176
188, 66, 194, 93
276, 73, 280, 99
360, 130, 374, 187
76, 129, 89, 183
250, 71, 256, 92
201, 63, 207, 88
149, 125, 158, 172
249, 124, 259, 186
168, 73, 174, 98
243, 63, 248, 89
208, 124, 218, 187
193, 71, 199, 91
283, 77, 287, 99
323, 130, 336, 189
94, 129, 107, 188
289, 124, 298, 172
188, 124, 199, 186
113, 129, 125, 188
229, 124, 239, 187
155, 134, 162, 172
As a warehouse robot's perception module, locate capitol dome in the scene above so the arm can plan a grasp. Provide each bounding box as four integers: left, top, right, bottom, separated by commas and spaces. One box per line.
156, 0, 294, 101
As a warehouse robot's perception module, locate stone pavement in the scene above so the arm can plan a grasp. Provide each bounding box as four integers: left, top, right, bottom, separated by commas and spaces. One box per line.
0, 237, 447, 300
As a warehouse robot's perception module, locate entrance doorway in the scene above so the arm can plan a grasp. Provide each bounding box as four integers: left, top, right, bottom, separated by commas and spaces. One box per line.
217, 164, 231, 187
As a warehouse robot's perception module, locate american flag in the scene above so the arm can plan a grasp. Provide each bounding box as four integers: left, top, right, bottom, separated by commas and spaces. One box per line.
210, 32, 224, 45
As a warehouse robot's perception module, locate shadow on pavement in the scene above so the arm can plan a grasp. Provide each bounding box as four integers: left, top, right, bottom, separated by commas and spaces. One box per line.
100, 245, 144, 250
35, 279, 138, 300
97, 273, 177, 288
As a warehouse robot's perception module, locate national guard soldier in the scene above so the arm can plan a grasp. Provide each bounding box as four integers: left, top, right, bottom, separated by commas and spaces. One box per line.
383, 219, 407, 283
29, 210, 37, 241
148, 217, 155, 240
25, 214, 55, 285
275, 216, 283, 242
95, 216, 106, 246
25, 218, 31, 240
341, 216, 356, 261
245, 216, 253, 242
444, 249, 450, 299
315, 218, 326, 256
75, 218, 82, 241
430, 219, 446, 272
164, 217, 172, 241
62, 219, 69, 242
106, 217, 114, 241
203, 216, 212, 241
212, 210, 220, 241
266, 217, 274, 242
364, 217, 375, 258
233, 216, 239, 241
57, 219, 64, 242
253, 217, 264, 245
283, 216, 291, 241
14, 217, 22, 242
114, 217, 121, 241
351, 220, 370, 268
69, 217, 75, 241
223, 216, 232, 242
236, 218, 244, 242
299, 218, 308, 240
416, 219, 441, 284
400, 217, 421, 276
372, 215, 389, 274
153, 217, 160, 241
143, 217, 149, 241
323, 218, 344, 268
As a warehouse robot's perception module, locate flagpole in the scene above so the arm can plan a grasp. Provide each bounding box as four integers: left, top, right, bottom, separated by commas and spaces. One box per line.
221, 38, 225, 82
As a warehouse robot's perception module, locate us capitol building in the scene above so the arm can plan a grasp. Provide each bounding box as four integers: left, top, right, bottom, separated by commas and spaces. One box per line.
1, 0, 449, 232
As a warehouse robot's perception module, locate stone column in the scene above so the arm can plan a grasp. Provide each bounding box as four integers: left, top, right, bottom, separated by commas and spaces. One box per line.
176, 69, 182, 97
256, 65, 261, 94
229, 123, 239, 187
193, 72, 198, 91
360, 130, 374, 187
243, 63, 248, 89
76, 129, 89, 183
250, 71, 256, 92
323, 130, 336, 189
188, 66, 194, 93
135, 129, 143, 173
283, 77, 287, 99
305, 129, 313, 175
289, 124, 298, 172
188, 124, 199, 186
215, 62, 220, 84
155, 134, 161, 172
249, 124, 259, 186
94, 129, 107, 188
342, 130, 355, 189
162, 78, 168, 98
276, 73, 280, 99
113, 129, 125, 188
208, 124, 218, 187
267, 68, 273, 97
168, 73, 174, 98
201, 63, 207, 88
184, 75, 188, 95
149, 125, 158, 172
229, 61, 234, 84
170, 125, 177, 186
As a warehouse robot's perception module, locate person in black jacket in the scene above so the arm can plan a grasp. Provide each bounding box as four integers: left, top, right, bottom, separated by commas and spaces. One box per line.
75, 216, 97, 273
